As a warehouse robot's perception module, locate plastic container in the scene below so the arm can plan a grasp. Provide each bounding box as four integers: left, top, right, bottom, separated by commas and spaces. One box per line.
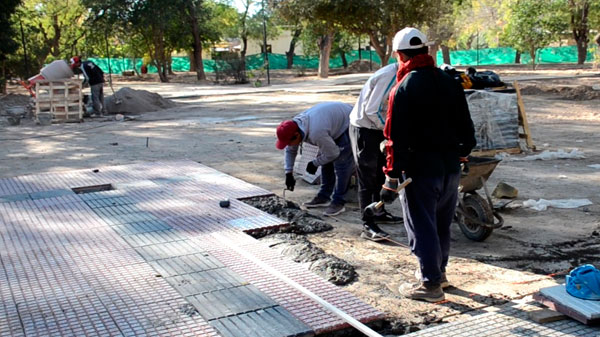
40, 60, 74, 80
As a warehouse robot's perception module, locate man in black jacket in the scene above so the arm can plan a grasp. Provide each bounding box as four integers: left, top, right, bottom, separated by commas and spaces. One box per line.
71, 56, 105, 117
380, 28, 476, 302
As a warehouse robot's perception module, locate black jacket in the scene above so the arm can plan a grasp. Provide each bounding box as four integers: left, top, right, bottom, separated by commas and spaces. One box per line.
80, 61, 104, 85
386, 66, 476, 178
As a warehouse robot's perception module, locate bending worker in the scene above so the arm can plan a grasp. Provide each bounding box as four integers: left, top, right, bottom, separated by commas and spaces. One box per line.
276, 102, 355, 217
70, 56, 106, 117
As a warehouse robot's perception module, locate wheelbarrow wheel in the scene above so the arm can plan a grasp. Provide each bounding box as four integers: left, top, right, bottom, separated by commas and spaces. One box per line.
458, 193, 494, 242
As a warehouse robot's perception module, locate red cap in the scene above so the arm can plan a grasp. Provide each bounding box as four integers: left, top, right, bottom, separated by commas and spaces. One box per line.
275, 120, 299, 150
70, 56, 81, 69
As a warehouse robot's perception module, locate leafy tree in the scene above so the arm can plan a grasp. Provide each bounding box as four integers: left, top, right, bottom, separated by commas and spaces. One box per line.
85, 0, 183, 82
454, 0, 506, 50
1, 0, 21, 93
16, 0, 87, 68
425, 0, 461, 65
331, 31, 356, 69
332, 0, 443, 66
179, 0, 214, 80
271, 0, 339, 78
269, 1, 302, 68
564, 0, 600, 64
502, 0, 567, 69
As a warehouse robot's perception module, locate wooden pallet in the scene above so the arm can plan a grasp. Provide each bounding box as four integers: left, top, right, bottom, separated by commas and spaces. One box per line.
35, 80, 83, 123
514, 81, 536, 151
534, 285, 600, 325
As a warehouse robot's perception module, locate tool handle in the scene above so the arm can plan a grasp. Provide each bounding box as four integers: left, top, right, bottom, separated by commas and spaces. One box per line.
398, 177, 412, 191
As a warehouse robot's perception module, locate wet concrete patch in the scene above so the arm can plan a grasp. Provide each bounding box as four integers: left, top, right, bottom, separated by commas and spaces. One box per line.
243, 195, 332, 235
261, 233, 357, 285
244, 196, 357, 285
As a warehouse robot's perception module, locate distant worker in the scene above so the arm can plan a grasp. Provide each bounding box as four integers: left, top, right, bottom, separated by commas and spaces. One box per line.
276, 102, 355, 217
595, 33, 600, 70
349, 62, 403, 242
381, 27, 476, 302
70, 56, 105, 117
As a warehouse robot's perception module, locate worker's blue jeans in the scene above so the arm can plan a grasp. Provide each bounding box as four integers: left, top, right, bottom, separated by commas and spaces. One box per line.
316, 130, 355, 206
400, 172, 460, 286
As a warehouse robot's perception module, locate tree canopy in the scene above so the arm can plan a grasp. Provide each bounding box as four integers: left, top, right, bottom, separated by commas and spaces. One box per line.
2, 0, 599, 88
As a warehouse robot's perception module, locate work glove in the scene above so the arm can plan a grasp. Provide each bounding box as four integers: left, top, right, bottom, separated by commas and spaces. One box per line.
285, 172, 296, 191
306, 161, 318, 175
380, 175, 400, 204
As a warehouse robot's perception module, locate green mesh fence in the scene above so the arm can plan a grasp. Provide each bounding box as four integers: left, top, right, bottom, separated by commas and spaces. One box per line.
437, 45, 595, 66
88, 45, 593, 74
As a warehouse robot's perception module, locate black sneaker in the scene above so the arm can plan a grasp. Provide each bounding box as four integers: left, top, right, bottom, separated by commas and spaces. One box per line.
360, 223, 390, 241
323, 203, 345, 216
302, 196, 330, 208
373, 211, 403, 224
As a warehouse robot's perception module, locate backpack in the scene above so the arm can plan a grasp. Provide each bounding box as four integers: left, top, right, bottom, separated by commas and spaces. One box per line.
566, 264, 600, 300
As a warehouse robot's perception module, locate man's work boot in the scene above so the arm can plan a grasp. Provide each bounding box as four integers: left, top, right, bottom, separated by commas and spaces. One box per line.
415, 269, 451, 289
440, 272, 451, 289
400, 283, 445, 303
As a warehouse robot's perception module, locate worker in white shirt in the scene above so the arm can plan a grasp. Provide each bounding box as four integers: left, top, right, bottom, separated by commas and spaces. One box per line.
349, 63, 403, 241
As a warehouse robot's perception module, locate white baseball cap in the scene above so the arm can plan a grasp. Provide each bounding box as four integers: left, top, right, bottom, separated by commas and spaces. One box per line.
392, 27, 429, 51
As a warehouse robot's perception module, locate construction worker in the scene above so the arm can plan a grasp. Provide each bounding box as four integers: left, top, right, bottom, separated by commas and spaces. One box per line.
381, 28, 476, 302
276, 102, 355, 217
349, 62, 403, 242
70, 56, 105, 117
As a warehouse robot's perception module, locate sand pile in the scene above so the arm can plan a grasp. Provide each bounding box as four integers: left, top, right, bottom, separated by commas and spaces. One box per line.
105, 87, 176, 114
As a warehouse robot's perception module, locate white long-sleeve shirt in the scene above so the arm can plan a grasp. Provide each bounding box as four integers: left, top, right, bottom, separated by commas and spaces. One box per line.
349, 63, 398, 130
284, 102, 352, 173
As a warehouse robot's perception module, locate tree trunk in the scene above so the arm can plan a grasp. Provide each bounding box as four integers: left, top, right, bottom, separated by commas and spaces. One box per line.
50, 14, 61, 58
154, 32, 169, 82
317, 31, 334, 78
515, 51, 521, 64
341, 52, 348, 68
167, 54, 174, 75
189, 51, 196, 72
286, 28, 302, 69
187, 1, 206, 80
570, 1, 590, 65
429, 42, 439, 66
530, 47, 536, 70
1, 60, 6, 95
240, 35, 248, 83
368, 33, 391, 66
441, 45, 451, 64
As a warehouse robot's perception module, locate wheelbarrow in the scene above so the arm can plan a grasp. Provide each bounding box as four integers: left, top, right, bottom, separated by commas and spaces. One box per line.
455, 156, 504, 241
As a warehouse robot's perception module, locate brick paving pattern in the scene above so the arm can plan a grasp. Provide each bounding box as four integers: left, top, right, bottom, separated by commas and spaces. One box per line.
0, 160, 383, 337
406, 300, 600, 337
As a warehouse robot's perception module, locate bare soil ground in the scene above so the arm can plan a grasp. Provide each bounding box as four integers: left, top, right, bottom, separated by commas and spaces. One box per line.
1, 66, 599, 335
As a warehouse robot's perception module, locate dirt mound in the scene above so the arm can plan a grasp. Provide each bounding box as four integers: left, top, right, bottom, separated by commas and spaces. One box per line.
261, 234, 357, 285
520, 84, 600, 100
348, 59, 380, 73
105, 87, 175, 114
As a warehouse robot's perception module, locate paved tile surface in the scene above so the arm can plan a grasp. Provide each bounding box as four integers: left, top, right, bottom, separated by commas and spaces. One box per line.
0, 160, 383, 337
406, 299, 600, 337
